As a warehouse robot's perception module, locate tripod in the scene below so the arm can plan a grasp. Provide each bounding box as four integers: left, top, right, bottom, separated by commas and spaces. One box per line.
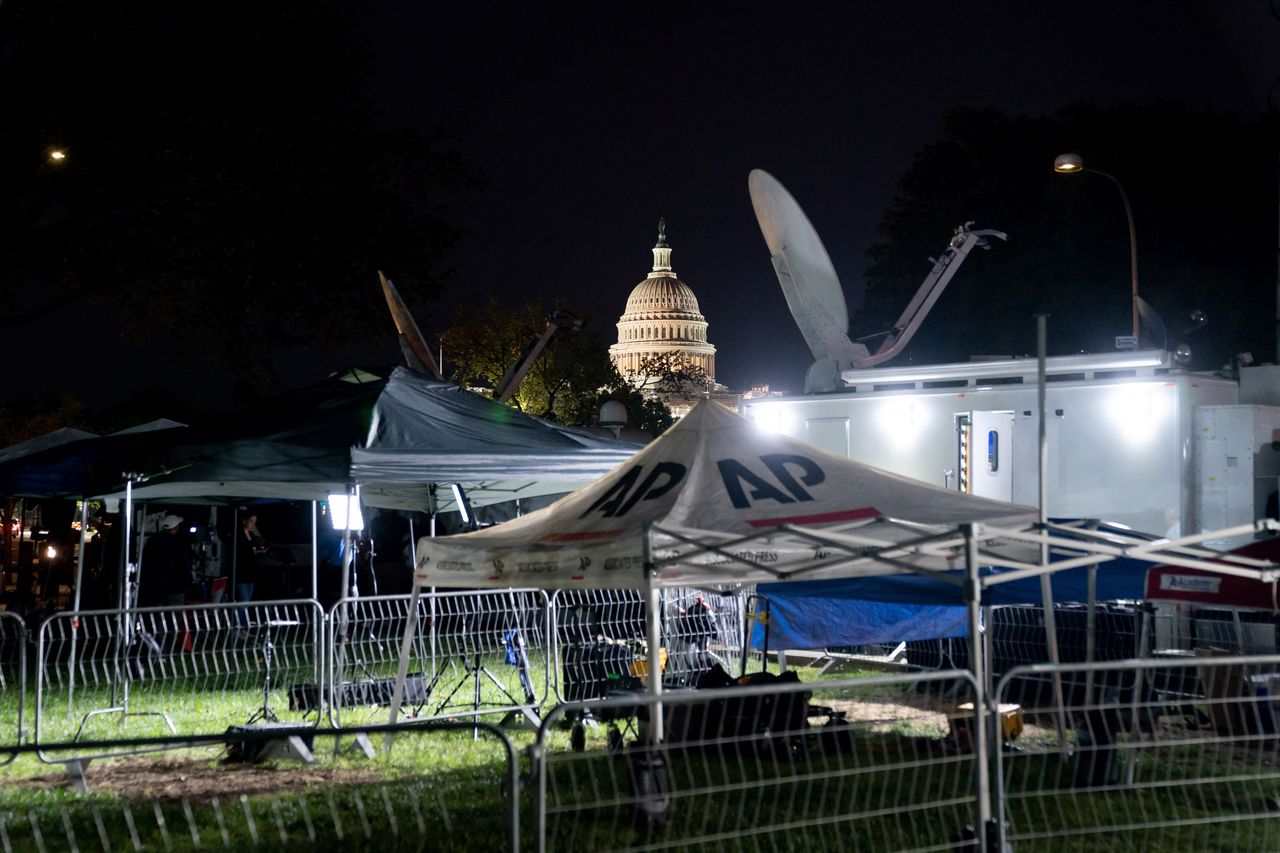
428, 616, 539, 727
246, 619, 298, 724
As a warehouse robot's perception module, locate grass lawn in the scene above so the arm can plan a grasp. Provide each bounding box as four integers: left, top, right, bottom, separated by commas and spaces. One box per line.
4, 663, 1280, 850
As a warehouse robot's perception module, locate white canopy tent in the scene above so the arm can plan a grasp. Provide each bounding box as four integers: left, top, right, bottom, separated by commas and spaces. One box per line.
395, 399, 1280, 827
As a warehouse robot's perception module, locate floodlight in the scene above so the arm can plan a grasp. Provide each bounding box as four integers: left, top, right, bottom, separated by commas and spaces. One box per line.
328, 493, 365, 531
451, 483, 472, 526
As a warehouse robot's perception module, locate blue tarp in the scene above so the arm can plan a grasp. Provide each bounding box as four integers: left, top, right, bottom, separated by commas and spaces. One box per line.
753, 558, 1152, 650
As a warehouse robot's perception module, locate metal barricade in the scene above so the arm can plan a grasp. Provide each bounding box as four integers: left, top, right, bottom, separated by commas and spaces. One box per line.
0, 611, 26, 759
34, 599, 325, 759
551, 587, 747, 703
995, 653, 1280, 850
533, 669, 982, 852
1, 720, 520, 851
328, 589, 550, 728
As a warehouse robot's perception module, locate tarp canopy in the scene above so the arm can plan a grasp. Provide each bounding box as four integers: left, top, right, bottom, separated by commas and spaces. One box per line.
413, 399, 1040, 589
0, 421, 186, 498
0, 427, 98, 466
755, 556, 1153, 649
76, 367, 640, 509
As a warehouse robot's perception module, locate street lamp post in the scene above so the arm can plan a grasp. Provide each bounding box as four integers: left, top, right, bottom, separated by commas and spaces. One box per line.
1054, 153, 1140, 340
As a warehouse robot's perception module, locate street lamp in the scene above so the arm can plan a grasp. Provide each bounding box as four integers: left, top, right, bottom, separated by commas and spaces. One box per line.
1054, 153, 1140, 340
48, 148, 67, 163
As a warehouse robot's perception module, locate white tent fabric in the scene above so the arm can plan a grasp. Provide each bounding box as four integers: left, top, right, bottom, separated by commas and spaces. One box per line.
413, 400, 1038, 589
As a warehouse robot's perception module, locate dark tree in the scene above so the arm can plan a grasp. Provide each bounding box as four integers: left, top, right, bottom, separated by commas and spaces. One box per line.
859, 104, 1279, 369
0, 0, 477, 381
441, 296, 675, 433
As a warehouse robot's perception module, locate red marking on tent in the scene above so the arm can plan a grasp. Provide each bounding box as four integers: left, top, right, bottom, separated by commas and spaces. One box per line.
747, 506, 881, 527
571, 575, 585, 580
540, 530, 625, 542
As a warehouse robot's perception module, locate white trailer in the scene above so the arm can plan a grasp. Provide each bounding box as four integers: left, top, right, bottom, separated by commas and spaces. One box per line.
741, 350, 1280, 540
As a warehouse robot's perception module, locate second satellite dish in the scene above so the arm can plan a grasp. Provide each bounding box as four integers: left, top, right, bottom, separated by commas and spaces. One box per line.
749, 169, 1007, 393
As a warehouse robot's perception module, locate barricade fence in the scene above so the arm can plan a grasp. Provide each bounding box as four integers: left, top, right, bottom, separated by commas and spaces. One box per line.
0, 720, 520, 852
551, 586, 748, 704
1149, 602, 1280, 656
534, 669, 984, 852
35, 599, 325, 759
995, 653, 1280, 851
327, 589, 550, 728
0, 611, 26, 761
897, 603, 1148, 705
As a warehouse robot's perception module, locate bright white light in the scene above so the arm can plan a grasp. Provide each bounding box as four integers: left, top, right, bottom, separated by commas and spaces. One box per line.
451, 483, 471, 524
748, 405, 793, 434
45, 545, 57, 560
876, 397, 923, 448
1105, 382, 1170, 446
327, 493, 365, 531
189, 526, 197, 534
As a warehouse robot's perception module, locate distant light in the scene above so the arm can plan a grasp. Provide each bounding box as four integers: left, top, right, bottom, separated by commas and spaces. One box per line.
45, 545, 57, 560
189, 526, 197, 534
1053, 153, 1083, 173
48, 149, 67, 163
328, 493, 365, 531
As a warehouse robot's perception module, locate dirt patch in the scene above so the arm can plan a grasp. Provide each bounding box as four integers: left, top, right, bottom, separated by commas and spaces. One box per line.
8, 756, 395, 802
824, 697, 950, 734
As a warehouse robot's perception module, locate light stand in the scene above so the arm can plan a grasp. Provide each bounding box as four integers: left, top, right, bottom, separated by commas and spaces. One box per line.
245, 617, 299, 725
73, 477, 175, 748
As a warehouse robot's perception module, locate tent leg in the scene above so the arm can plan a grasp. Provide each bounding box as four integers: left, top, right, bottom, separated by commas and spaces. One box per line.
67, 499, 90, 720
1039, 576, 1070, 760
1084, 566, 1098, 708
385, 582, 423, 752
964, 524, 990, 850
645, 542, 663, 744
310, 501, 318, 602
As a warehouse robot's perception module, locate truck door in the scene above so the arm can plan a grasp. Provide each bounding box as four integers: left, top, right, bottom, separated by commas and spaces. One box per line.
958, 411, 1014, 502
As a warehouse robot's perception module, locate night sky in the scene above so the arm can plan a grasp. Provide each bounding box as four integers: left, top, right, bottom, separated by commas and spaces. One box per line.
12, 2, 1280, 410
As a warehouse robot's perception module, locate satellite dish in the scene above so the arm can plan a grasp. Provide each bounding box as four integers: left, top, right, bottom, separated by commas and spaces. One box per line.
748, 170, 869, 387
749, 169, 1006, 393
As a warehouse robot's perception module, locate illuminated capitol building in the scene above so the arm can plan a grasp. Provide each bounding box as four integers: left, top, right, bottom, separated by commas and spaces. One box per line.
609, 220, 717, 382
609, 221, 774, 418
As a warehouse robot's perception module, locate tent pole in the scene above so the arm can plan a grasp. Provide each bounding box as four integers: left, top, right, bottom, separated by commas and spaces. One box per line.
385, 581, 423, 750
644, 525, 663, 743
230, 506, 238, 600
1036, 313, 1070, 759
408, 516, 428, 665
383, 515, 423, 751
965, 523, 991, 850
427, 488, 439, 678
310, 501, 318, 602
67, 498, 90, 719
1084, 565, 1098, 708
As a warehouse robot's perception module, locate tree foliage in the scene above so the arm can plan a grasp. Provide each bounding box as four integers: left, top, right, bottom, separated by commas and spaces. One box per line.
0, 0, 477, 382
624, 353, 715, 396
0, 395, 91, 447
440, 297, 675, 434
860, 104, 1279, 369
